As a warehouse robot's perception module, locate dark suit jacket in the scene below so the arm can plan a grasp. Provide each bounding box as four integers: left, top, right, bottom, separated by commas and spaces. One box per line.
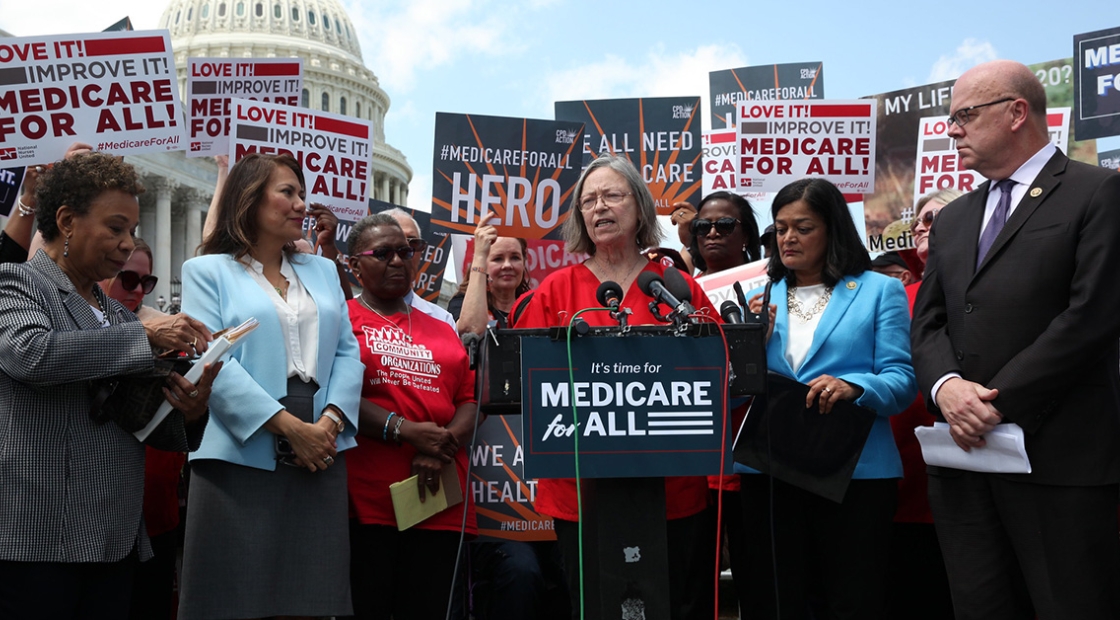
0, 251, 203, 563
912, 151, 1120, 486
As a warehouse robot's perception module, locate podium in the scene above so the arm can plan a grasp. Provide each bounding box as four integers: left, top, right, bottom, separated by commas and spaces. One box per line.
475, 323, 766, 619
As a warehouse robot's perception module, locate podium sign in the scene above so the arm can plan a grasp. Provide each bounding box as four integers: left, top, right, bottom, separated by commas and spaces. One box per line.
522, 333, 731, 479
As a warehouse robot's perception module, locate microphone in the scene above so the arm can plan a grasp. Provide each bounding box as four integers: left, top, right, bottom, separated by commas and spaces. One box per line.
596, 281, 623, 310
637, 270, 697, 324
596, 280, 629, 327
720, 300, 744, 324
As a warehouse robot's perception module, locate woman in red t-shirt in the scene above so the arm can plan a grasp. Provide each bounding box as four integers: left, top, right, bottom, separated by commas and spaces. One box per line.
515, 154, 718, 620
345, 213, 477, 620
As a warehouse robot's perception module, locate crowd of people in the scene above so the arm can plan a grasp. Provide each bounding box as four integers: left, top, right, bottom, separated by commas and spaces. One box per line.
0, 58, 1117, 620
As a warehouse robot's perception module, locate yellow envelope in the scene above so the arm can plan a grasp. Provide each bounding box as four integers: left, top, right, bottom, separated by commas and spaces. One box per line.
389, 465, 463, 531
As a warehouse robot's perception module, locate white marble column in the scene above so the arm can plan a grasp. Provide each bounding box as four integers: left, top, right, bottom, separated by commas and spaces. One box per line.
392, 179, 401, 206
153, 180, 174, 305
380, 173, 390, 203
402, 184, 409, 207
186, 204, 202, 260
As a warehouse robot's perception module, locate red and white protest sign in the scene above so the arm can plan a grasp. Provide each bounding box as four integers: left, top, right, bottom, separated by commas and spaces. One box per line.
911, 107, 1072, 206
737, 100, 876, 193
0, 30, 186, 165
187, 58, 302, 157
695, 259, 769, 308
702, 129, 769, 202
462, 237, 587, 291
230, 98, 373, 223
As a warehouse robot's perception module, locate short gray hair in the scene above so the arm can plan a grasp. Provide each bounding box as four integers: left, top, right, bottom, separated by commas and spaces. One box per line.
562, 153, 662, 255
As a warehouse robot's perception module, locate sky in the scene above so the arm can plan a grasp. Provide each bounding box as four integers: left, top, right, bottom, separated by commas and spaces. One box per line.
1, 0, 1115, 212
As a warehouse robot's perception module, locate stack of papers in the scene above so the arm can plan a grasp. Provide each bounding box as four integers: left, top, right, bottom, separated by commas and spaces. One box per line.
915, 422, 1032, 473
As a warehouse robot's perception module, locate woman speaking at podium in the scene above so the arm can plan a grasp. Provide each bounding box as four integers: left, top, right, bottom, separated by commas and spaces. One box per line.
742, 178, 916, 619
514, 153, 718, 620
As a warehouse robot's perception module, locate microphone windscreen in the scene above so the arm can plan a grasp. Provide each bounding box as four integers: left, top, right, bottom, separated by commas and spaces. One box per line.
637, 271, 661, 297
663, 267, 692, 302
596, 280, 624, 307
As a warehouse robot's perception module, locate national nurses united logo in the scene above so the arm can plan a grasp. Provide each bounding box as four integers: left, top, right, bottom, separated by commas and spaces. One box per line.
361, 325, 442, 393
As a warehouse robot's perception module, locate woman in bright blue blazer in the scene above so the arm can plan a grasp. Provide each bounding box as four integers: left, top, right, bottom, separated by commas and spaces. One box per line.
737, 178, 915, 619
177, 153, 364, 620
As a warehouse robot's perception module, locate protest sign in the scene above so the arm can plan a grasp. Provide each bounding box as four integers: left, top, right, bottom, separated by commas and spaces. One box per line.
187, 58, 302, 157
522, 334, 730, 480
0, 167, 23, 218
709, 62, 825, 130
230, 98, 373, 226
472, 416, 556, 542
1074, 26, 1120, 140
555, 97, 702, 214
431, 113, 582, 240
736, 100, 876, 193
368, 200, 450, 303
695, 259, 769, 309
1099, 147, 1120, 171
0, 30, 185, 165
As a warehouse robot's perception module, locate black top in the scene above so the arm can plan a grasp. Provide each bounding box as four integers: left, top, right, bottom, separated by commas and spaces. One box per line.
0, 231, 29, 265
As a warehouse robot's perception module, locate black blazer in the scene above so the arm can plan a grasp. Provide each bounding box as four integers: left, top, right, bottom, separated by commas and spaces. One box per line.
0, 251, 202, 563
912, 150, 1120, 486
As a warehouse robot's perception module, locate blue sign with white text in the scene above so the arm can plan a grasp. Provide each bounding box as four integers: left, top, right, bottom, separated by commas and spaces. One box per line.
521, 333, 731, 479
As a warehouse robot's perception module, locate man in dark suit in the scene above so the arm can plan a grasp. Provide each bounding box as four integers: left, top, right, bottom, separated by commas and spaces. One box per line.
912, 59, 1120, 620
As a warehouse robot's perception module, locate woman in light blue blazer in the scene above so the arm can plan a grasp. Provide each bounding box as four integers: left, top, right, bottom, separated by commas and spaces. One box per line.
738, 178, 915, 620
177, 153, 364, 620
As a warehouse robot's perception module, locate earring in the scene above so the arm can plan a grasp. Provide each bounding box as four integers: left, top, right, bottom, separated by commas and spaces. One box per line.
63, 233, 71, 258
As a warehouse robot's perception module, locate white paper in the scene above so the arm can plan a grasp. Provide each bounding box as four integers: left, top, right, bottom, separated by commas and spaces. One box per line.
914, 422, 1032, 474
133, 337, 232, 442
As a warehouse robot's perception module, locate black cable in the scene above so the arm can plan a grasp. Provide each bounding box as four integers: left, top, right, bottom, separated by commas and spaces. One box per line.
444, 379, 486, 620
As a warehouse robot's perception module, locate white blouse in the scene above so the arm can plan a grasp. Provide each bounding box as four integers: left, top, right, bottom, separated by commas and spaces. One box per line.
784, 283, 830, 373
242, 254, 320, 383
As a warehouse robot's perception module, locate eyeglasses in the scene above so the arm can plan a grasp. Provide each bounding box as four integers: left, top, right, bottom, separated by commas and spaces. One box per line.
690, 217, 740, 237
579, 190, 633, 212
406, 237, 428, 253
353, 246, 415, 262
116, 270, 158, 294
947, 97, 1014, 127
909, 209, 941, 234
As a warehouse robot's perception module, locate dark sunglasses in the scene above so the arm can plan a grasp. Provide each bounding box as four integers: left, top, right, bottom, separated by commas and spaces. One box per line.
909, 209, 940, 233
690, 217, 740, 237
406, 237, 428, 253
117, 270, 158, 294
353, 246, 415, 262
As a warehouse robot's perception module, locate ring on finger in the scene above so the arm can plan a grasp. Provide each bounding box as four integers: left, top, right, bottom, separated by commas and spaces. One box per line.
323, 456, 334, 466
823, 387, 833, 394
188, 389, 199, 398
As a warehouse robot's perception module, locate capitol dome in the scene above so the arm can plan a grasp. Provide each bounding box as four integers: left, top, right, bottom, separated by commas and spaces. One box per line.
159, 0, 412, 202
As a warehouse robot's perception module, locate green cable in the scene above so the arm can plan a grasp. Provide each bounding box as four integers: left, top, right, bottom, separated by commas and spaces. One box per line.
565, 307, 612, 620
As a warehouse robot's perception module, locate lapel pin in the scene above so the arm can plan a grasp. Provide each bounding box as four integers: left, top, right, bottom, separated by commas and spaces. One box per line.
1029, 187, 1042, 198
846, 281, 857, 290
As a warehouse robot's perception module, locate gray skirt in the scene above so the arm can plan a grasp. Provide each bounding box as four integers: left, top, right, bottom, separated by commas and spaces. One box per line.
178, 378, 352, 620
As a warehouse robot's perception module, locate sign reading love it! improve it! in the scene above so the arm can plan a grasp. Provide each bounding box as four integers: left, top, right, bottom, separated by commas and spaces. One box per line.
737, 100, 876, 193
230, 98, 373, 224
187, 58, 302, 157
0, 30, 186, 165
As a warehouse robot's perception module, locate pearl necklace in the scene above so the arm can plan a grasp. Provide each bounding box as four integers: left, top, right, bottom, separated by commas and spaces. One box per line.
787, 285, 833, 324
359, 294, 412, 343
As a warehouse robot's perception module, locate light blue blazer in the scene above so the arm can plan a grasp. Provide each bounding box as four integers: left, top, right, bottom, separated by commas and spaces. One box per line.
181, 253, 364, 470
736, 270, 915, 479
